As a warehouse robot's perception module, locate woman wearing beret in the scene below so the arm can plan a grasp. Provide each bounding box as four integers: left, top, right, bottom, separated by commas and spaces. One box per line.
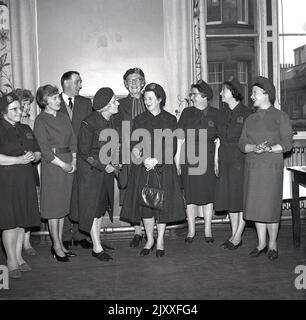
239, 76, 293, 259
15, 88, 39, 257
214, 78, 252, 250
176, 80, 219, 243
0, 92, 41, 278
121, 83, 186, 257
34, 85, 77, 262
74, 87, 119, 261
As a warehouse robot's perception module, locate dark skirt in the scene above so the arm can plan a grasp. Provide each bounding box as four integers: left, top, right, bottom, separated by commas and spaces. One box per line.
0, 164, 40, 230
120, 164, 186, 224
214, 144, 245, 212
71, 158, 114, 234
181, 146, 216, 205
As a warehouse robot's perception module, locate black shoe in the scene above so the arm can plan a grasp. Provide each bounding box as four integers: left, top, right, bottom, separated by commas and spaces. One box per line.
249, 246, 268, 257
204, 236, 214, 243
156, 249, 165, 258
140, 243, 155, 256
92, 250, 113, 261
267, 249, 278, 260
227, 240, 243, 250
185, 234, 196, 243
63, 241, 72, 250
74, 239, 93, 249
220, 239, 231, 249
64, 250, 77, 257
51, 247, 69, 262
130, 234, 143, 248
101, 242, 115, 251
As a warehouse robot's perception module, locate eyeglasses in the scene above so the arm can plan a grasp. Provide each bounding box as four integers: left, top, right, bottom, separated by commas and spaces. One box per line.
126, 79, 142, 85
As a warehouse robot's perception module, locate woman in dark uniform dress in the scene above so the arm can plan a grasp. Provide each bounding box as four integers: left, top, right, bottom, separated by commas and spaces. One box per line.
74, 87, 119, 261
176, 80, 219, 243
0, 92, 41, 278
15, 88, 39, 256
121, 83, 186, 257
34, 85, 77, 262
239, 76, 293, 260
214, 78, 252, 249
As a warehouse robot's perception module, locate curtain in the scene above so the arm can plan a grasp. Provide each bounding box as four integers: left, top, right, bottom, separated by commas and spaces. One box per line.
163, 0, 193, 117
9, 0, 39, 118
0, 1, 13, 94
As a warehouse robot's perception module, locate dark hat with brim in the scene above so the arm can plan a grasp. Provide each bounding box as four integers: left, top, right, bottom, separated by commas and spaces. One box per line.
196, 80, 213, 100
224, 78, 244, 98
123, 68, 145, 81
93, 87, 114, 111
144, 83, 166, 108
0, 91, 19, 112
253, 76, 276, 103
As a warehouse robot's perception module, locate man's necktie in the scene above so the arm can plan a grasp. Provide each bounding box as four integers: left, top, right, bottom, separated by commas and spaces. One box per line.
68, 97, 73, 111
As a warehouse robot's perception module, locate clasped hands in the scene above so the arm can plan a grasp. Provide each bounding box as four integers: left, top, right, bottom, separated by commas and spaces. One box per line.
253, 141, 271, 154
144, 157, 158, 171
62, 158, 76, 174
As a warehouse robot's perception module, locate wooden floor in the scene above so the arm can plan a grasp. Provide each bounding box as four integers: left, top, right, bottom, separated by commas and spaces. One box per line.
0, 222, 306, 300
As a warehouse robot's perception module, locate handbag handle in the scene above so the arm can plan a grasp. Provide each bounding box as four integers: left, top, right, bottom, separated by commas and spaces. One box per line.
145, 169, 161, 189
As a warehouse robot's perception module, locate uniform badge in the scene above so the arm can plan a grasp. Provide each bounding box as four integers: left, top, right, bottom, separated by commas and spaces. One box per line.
26, 132, 33, 140
6, 95, 13, 104
87, 156, 96, 165
149, 83, 156, 90
237, 116, 244, 124
208, 121, 214, 127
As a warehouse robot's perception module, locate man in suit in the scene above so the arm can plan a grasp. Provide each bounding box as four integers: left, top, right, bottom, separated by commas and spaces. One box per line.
114, 68, 147, 247
59, 71, 93, 250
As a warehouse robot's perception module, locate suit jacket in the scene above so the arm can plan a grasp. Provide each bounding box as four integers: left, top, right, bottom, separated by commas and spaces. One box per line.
59, 93, 93, 136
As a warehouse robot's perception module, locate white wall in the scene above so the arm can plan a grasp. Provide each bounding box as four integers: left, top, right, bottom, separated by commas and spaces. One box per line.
37, 0, 165, 96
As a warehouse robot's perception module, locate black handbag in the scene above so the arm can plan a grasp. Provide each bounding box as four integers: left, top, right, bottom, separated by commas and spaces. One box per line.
138, 169, 164, 211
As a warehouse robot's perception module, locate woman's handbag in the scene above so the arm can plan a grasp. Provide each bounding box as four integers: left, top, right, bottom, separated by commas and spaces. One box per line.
138, 169, 164, 211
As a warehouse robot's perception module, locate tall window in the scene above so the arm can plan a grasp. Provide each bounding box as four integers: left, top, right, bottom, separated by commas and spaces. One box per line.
207, 0, 222, 24
237, 0, 248, 24
279, 0, 306, 131
237, 61, 248, 99
206, 0, 257, 109
208, 62, 224, 108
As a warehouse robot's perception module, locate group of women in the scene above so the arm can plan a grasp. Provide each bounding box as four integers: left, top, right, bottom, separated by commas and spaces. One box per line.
0, 74, 293, 279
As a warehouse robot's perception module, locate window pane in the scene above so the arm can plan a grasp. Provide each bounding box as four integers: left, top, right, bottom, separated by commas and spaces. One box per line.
207, 0, 256, 33
207, 0, 222, 23
279, 0, 306, 131
207, 38, 257, 109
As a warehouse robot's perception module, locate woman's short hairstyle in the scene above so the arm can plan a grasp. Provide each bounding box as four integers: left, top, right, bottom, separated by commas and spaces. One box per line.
36, 85, 59, 109
14, 88, 34, 103
144, 83, 166, 108
223, 81, 244, 102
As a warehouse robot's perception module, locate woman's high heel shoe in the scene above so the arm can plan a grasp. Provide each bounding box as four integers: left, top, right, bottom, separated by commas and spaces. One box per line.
139, 242, 155, 256
156, 249, 165, 257
51, 247, 69, 262
248, 246, 268, 257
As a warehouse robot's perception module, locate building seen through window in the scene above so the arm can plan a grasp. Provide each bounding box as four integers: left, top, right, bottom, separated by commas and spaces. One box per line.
206, 0, 256, 109
279, 0, 306, 131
